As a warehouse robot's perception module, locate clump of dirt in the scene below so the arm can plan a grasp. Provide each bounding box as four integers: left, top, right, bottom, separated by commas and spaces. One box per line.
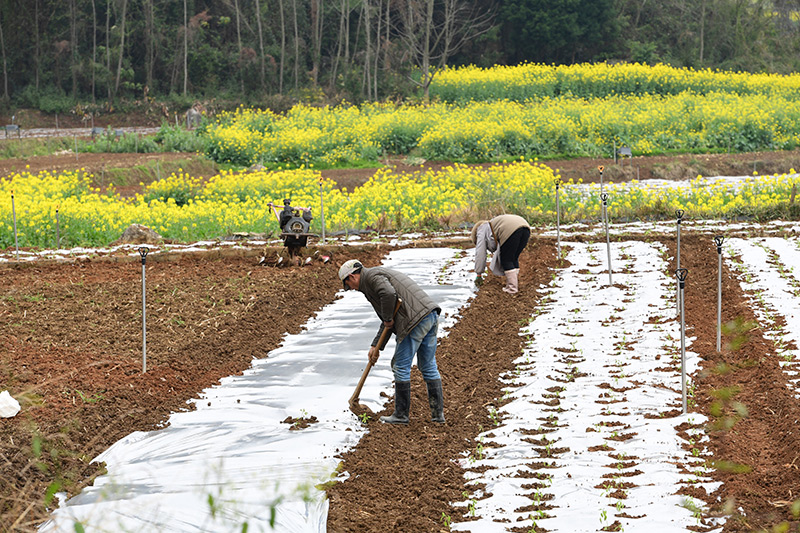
543, 150, 800, 184
281, 415, 319, 430
0, 152, 221, 198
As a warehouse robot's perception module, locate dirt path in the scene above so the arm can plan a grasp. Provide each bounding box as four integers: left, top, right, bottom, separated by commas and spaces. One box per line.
324, 149, 800, 192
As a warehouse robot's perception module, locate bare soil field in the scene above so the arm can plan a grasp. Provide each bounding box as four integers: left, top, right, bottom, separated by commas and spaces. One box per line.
1, 235, 798, 532
2, 145, 800, 531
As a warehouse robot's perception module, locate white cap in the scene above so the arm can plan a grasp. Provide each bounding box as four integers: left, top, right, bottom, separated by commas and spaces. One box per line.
338, 259, 363, 289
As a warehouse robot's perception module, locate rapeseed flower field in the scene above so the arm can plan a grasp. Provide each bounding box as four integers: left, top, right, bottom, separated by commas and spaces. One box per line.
199, 63, 800, 168
431, 62, 800, 101
205, 93, 800, 167
3, 63, 800, 249
2, 164, 798, 249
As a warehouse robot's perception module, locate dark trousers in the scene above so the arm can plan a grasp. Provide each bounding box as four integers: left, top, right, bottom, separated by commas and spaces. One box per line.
499, 227, 530, 271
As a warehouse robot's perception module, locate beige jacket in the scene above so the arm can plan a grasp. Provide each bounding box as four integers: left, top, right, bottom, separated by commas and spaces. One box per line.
472, 214, 530, 275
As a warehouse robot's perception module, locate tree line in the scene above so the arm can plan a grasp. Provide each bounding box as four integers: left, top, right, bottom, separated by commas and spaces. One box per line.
0, 0, 798, 112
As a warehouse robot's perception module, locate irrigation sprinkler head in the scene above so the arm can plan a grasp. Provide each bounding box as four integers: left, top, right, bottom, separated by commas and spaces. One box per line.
554, 178, 560, 189
676, 209, 685, 221
600, 192, 609, 205
139, 246, 149, 265
598, 165, 604, 174
676, 267, 688, 288
714, 235, 725, 253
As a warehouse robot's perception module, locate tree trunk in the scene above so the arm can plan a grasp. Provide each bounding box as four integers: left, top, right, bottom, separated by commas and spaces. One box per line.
344, 0, 350, 63
292, 0, 300, 89
106, 0, 112, 100
362, 0, 371, 97
0, 14, 7, 100
234, 0, 243, 92
114, 0, 129, 97
279, 0, 286, 93
144, 0, 154, 93
255, 0, 267, 90
699, 0, 707, 64
329, 0, 346, 90
373, 0, 383, 99
310, 0, 323, 87
423, 0, 433, 101
91, 0, 97, 103
35, 0, 41, 91
384, 0, 390, 72
69, 0, 78, 98
634, 0, 648, 28
183, 0, 188, 95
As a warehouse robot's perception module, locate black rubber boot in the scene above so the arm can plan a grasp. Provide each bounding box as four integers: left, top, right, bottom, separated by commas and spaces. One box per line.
426, 379, 446, 423
380, 381, 410, 424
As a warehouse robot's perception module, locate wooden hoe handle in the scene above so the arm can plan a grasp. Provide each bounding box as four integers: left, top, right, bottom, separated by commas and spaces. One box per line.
349, 298, 402, 409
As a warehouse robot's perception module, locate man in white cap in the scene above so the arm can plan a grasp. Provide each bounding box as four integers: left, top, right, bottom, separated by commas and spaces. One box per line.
338, 259, 444, 424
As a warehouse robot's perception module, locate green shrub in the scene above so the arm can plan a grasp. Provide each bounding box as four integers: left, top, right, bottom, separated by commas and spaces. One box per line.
154, 125, 210, 152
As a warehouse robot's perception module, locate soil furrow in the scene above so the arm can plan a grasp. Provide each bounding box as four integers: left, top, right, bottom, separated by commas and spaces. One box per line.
671, 234, 800, 531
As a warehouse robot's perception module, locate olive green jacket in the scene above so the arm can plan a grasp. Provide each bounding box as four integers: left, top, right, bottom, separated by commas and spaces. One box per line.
357, 266, 441, 347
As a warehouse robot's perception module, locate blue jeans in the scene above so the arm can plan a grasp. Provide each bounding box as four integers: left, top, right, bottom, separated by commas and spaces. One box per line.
391, 310, 440, 382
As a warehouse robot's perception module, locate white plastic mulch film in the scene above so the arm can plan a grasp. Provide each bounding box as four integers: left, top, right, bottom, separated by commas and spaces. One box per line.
40, 247, 476, 533
452, 241, 721, 532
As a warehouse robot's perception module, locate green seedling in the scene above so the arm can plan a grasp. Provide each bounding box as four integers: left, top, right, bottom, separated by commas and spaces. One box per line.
488, 406, 500, 426
682, 496, 703, 524
75, 390, 104, 403
358, 412, 370, 424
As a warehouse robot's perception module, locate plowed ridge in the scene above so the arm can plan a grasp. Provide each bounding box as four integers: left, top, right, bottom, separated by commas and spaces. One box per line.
727, 237, 800, 396
454, 241, 721, 532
